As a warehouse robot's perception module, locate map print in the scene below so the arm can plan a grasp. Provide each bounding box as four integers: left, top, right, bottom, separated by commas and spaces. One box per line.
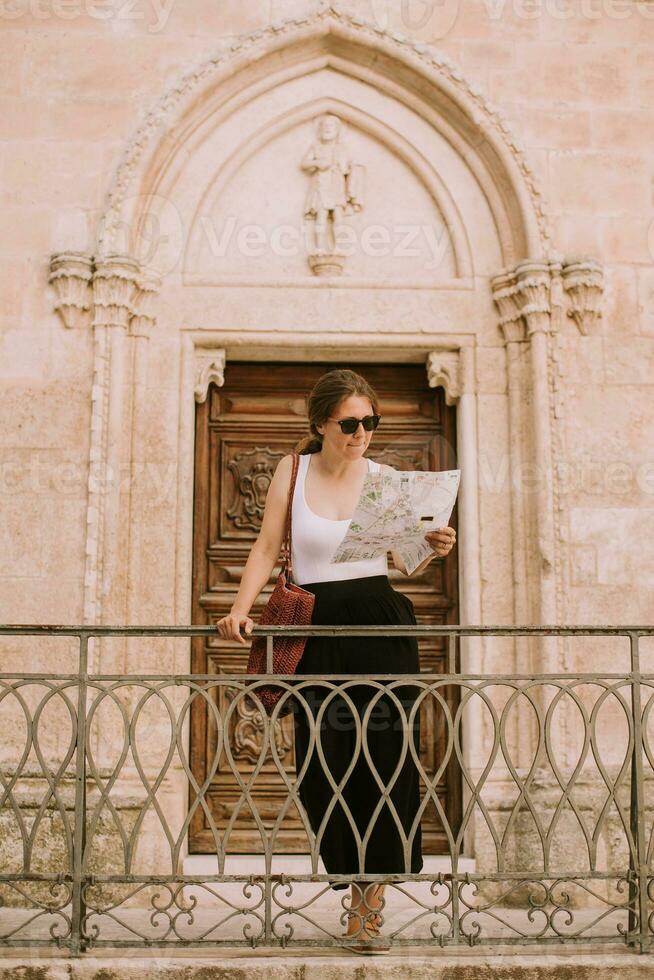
331, 468, 461, 575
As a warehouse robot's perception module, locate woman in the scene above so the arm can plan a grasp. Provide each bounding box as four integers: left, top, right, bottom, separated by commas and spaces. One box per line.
216, 369, 456, 950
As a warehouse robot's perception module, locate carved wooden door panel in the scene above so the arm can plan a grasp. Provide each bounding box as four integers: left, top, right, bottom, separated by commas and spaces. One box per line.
189, 361, 460, 853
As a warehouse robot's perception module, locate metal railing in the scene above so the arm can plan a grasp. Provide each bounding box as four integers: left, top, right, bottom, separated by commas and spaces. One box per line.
0, 623, 653, 955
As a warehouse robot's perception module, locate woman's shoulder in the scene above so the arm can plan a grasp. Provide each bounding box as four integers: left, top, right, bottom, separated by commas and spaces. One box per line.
262, 454, 303, 510
270, 453, 297, 490
372, 460, 394, 474
278, 453, 300, 475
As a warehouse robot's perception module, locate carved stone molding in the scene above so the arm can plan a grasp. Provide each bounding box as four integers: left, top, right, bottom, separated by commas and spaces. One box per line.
48, 252, 94, 330
194, 349, 226, 403
130, 268, 162, 339
490, 268, 526, 344
512, 259, 553, 336
492, 256, 603, 342
491, 259, 554, 342
92, 254, 142, 330
307, 252, 346, 277
49, 253, 161, 335
561, 257, 604, 335
426, 349, 462, 405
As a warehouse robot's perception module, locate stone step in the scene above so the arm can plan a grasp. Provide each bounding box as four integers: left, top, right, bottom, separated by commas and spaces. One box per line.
0, 951, 651, 980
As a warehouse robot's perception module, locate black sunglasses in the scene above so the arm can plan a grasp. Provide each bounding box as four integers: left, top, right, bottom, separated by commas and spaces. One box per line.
327, 414, 381, 435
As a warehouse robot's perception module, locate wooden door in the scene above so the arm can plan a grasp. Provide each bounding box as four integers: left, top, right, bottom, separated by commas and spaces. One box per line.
189, 361, 461, 853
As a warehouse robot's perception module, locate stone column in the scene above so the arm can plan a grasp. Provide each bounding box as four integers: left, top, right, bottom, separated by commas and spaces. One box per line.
49, 251, 155, 800
89, 255, 142, 638
49, 253, 161, 644
427, 346, 483, 858
125, 269, 162, 638
426, 347, 481, 650
492, 260, 558, 645
175, 342, 227, 630
487, 258, 612, 892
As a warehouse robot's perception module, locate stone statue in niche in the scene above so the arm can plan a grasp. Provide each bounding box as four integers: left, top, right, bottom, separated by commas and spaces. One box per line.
301, 113, 365, 276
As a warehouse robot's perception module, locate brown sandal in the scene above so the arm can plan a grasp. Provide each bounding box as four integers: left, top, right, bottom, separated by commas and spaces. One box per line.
342, 885, 390, 954
364, 883, 386, 928
342, 917, 390, 955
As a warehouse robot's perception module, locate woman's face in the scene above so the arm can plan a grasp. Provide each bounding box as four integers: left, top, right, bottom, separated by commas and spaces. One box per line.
316, 394, 375, 457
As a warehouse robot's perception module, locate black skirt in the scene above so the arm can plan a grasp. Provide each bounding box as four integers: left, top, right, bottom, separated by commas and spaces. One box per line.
291, 574, 424, 889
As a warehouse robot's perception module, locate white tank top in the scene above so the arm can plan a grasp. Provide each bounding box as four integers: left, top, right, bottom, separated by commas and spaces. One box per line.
290, 453, 389, 585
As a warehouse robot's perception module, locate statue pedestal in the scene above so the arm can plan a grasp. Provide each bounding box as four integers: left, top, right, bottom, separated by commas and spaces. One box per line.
308, 251, 346, 276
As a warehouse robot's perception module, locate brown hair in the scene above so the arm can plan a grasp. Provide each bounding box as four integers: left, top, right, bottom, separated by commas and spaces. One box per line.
294, 369, 380, 455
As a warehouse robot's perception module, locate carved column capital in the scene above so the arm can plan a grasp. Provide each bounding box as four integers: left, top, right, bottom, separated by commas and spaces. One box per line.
490, 268, 527, 344
492, 259, 554, 343
561, 256, 604, 335
493, 256, 603, 341
130, 268, 162, 339
513, 259, 552, 336
195, 349, 226, 403
48, 252, 94, 329
426, 349, 462, 405
92, 254, 142, 330
50, 252, 161, 335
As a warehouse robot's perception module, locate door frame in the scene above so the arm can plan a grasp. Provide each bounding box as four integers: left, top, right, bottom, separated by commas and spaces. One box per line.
177, 329, 483, 856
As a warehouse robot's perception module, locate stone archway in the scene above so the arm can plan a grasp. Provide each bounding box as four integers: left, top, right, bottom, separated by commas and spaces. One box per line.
96, 5, 549, 267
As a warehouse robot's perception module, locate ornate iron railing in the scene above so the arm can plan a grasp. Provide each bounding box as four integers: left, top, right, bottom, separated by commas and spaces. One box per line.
0, 623, 653, 955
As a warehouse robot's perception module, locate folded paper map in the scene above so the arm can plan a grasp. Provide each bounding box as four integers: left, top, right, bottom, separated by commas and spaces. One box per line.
330, 468, 461, 575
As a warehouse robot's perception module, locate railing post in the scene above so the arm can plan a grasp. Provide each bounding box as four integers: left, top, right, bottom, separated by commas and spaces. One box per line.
628, 632, 650, 953
266, 634, 273, 673
70, 631, 89, 956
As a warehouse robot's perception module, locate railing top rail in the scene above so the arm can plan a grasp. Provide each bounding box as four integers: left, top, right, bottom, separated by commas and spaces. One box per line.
0, 624, 653, 637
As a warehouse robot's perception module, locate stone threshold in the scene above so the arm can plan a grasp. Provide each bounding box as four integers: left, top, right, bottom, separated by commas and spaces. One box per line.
1, 949, 652, 979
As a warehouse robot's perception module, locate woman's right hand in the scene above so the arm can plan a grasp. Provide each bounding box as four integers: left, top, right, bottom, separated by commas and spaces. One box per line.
215, 611, 255, 645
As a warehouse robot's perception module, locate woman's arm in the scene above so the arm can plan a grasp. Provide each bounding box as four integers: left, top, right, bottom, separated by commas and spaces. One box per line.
216, 454, 294, 644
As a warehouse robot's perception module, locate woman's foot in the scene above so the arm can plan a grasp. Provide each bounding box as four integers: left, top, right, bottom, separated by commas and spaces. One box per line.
346, 883, 386, 940
356, 882, 385, 929
345, 910, 379, 939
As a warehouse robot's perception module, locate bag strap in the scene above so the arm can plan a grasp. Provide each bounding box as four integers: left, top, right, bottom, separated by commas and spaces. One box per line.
281, 452, 300, 579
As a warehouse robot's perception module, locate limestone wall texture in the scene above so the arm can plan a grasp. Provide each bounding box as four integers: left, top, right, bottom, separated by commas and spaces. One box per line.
1, 0, 653, 880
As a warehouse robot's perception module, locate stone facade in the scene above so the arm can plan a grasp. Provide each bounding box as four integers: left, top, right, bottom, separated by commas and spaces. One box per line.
1, 0, 653, 894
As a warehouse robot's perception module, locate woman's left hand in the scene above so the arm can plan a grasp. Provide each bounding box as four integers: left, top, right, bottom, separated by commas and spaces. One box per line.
424, 526, 456, 557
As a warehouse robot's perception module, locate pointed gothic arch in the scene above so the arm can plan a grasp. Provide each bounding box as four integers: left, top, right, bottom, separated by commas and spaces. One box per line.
95, 6, 550, 267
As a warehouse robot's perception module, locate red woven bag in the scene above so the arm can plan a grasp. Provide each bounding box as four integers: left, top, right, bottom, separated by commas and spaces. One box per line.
246, 452, 315, 716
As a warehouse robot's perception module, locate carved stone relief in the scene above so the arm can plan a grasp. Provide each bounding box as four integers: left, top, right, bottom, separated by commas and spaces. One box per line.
195, 349, 226, 403
301, 112, 365, 276
426, 350, 462, 406
561, 257, 604, 335
491, 256, 604, 339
